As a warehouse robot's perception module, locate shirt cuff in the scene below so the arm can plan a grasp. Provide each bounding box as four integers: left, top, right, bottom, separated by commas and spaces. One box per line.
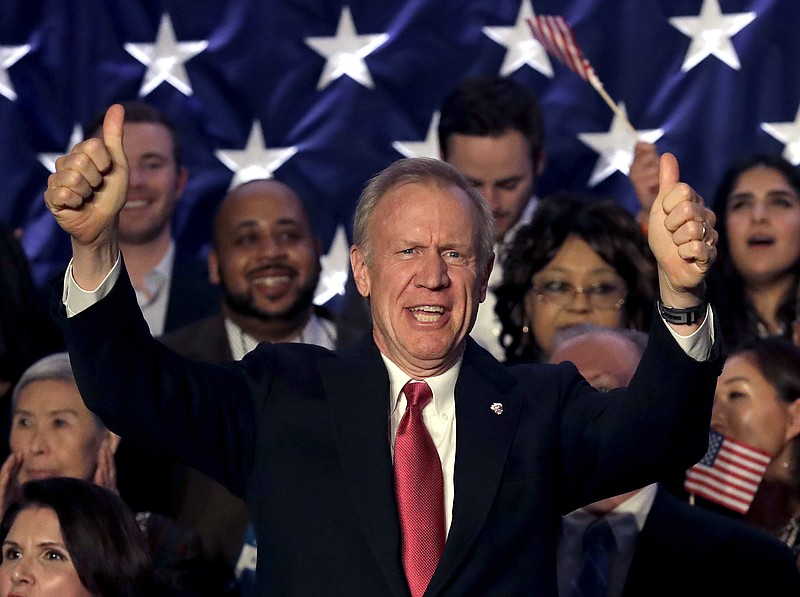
63, 255, 122, 317
660, 304, 714, 361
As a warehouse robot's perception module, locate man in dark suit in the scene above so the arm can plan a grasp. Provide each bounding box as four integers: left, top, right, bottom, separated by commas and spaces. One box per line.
551, 325, 800, 596
160, 178, 361, 582
82, 101, 220, 519
47, 104, 721, 596
437, 75, 546, 360
82, 100, 219, 336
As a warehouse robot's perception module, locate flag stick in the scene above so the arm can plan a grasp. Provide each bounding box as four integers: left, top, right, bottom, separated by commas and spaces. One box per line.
587, 73, 638, 138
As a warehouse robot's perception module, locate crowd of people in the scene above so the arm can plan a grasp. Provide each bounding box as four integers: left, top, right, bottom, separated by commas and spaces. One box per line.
0, 73, 799, 595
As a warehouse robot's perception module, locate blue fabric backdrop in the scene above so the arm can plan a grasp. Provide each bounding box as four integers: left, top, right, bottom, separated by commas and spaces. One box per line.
1, 0, 798, 289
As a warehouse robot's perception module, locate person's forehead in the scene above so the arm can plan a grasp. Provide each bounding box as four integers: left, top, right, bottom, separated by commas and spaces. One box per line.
121, 121, 174, 153
17, 378, 85, 410
446, 132, 532, 175
551, 334, 639, 378
379, 180, 472, 211
222, 183, 310, 228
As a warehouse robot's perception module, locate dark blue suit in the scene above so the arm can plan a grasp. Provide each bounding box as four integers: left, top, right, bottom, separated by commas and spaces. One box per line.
57, 268, 722, 596
622, 486, 800, 595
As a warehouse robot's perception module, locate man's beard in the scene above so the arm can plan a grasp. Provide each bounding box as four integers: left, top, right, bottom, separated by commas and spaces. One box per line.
221, 279, 317, 323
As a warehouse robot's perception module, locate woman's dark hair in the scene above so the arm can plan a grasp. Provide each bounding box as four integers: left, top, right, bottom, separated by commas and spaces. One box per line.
495, 191, 657, 363
731, 336, 800, 490
707, 154, 800, 349
0, 477, 153, 596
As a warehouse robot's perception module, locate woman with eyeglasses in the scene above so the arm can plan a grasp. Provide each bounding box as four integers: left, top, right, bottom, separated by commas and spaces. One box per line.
495, 191, 658, 363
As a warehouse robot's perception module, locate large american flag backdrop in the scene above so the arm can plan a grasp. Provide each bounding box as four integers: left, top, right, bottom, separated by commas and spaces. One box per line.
2, 0, 800, 300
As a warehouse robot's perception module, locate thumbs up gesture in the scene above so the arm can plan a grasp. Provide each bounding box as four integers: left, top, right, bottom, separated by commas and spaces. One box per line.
44, 104, 129, 288
647, 153, 717, 315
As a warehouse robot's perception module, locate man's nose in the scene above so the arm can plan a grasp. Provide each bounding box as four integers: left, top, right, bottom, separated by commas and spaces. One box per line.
415, 252, 449, 289
479, 185, 500, 210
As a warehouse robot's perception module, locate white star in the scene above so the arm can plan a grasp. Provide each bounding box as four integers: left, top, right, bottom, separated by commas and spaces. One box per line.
669, 0, 755, 72
392, 112, 441, 159
305, 5, 389, 90
37, 124, 83, 173
762, 105, 800, 165
315, 224, 351, 306
124, 13, 208, 96
577, 103, 664, 187
483, 0, 552, 77
216, 121, 298, 190
0, 44, 31, 101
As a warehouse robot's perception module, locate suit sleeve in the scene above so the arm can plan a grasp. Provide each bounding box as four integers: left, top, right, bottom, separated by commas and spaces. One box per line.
53, 267, 258, 498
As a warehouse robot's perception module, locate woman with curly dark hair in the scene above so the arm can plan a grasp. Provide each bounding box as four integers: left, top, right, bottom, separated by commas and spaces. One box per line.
706, 154, 800, 350
495, 192, 657, 363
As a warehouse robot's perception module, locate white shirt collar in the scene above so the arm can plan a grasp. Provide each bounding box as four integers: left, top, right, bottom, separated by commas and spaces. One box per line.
380, 352, 462, 418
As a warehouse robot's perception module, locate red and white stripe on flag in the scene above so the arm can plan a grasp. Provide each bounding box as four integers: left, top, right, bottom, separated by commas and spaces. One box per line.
683, 430, 772, 514
526, 15, 596, 82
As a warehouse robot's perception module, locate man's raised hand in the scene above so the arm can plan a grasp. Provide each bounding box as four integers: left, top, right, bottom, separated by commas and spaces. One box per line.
647, 153, 717, 309
44, 104, 129, 287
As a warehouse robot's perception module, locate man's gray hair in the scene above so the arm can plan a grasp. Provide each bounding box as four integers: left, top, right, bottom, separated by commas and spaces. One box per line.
352, 157, 494, 266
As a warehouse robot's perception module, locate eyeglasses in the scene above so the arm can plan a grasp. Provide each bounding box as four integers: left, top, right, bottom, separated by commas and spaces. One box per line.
530, 279, 626, 310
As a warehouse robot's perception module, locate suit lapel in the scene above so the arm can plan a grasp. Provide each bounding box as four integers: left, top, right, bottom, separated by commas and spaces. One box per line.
428, 340, 522, 594
320, 337, 409, 597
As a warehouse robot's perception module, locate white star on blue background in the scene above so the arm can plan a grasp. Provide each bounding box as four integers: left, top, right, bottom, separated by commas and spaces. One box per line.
392, 112, 441, 159
578, 103, 664, 187
216, 121, 298, 189
669, 0, 755, 72
125, 13, 209, 96
37, 125, 83, 173
305, 5, 389, 90
482, 0, 552, 78
762, 104, 800, 165
315, 224, 351, 306
0, 44, 31, 101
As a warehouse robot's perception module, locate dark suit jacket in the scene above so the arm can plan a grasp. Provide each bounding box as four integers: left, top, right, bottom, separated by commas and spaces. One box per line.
158, 310, 362, 567
622, 486, 800, 595
113, 249, 220, 516
163, 249, 220, 334
57, 269, 723, 596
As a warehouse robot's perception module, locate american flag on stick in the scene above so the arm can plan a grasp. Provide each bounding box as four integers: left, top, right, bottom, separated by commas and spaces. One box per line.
683, 430, 772, 515
527, 15, 637, 137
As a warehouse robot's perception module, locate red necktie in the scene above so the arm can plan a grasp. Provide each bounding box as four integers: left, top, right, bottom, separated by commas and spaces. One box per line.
394, 380, 445, 597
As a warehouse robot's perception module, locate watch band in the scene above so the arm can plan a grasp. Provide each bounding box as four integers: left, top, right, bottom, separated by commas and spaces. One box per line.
657, 300, 706, 325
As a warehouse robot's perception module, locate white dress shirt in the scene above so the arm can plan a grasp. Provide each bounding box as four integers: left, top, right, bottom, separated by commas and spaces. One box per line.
134, 240, 175, 336
224, 313, 337, 360
557, 483, 658, 597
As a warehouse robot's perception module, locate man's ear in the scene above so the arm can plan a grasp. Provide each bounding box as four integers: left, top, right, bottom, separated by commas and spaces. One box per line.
534, 149, 547, 177
314, 238, 324, 275
102, 431, 121, 455
478, 252, 494, 303
785, 399, 800, 443
208, 250, 221, 285
350, 245, 371, 298
174, 166, 189, 200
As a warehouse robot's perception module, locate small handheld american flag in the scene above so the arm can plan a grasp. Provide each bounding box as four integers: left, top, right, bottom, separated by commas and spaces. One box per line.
527, 15, 637, 136
683, 429, 772, 515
